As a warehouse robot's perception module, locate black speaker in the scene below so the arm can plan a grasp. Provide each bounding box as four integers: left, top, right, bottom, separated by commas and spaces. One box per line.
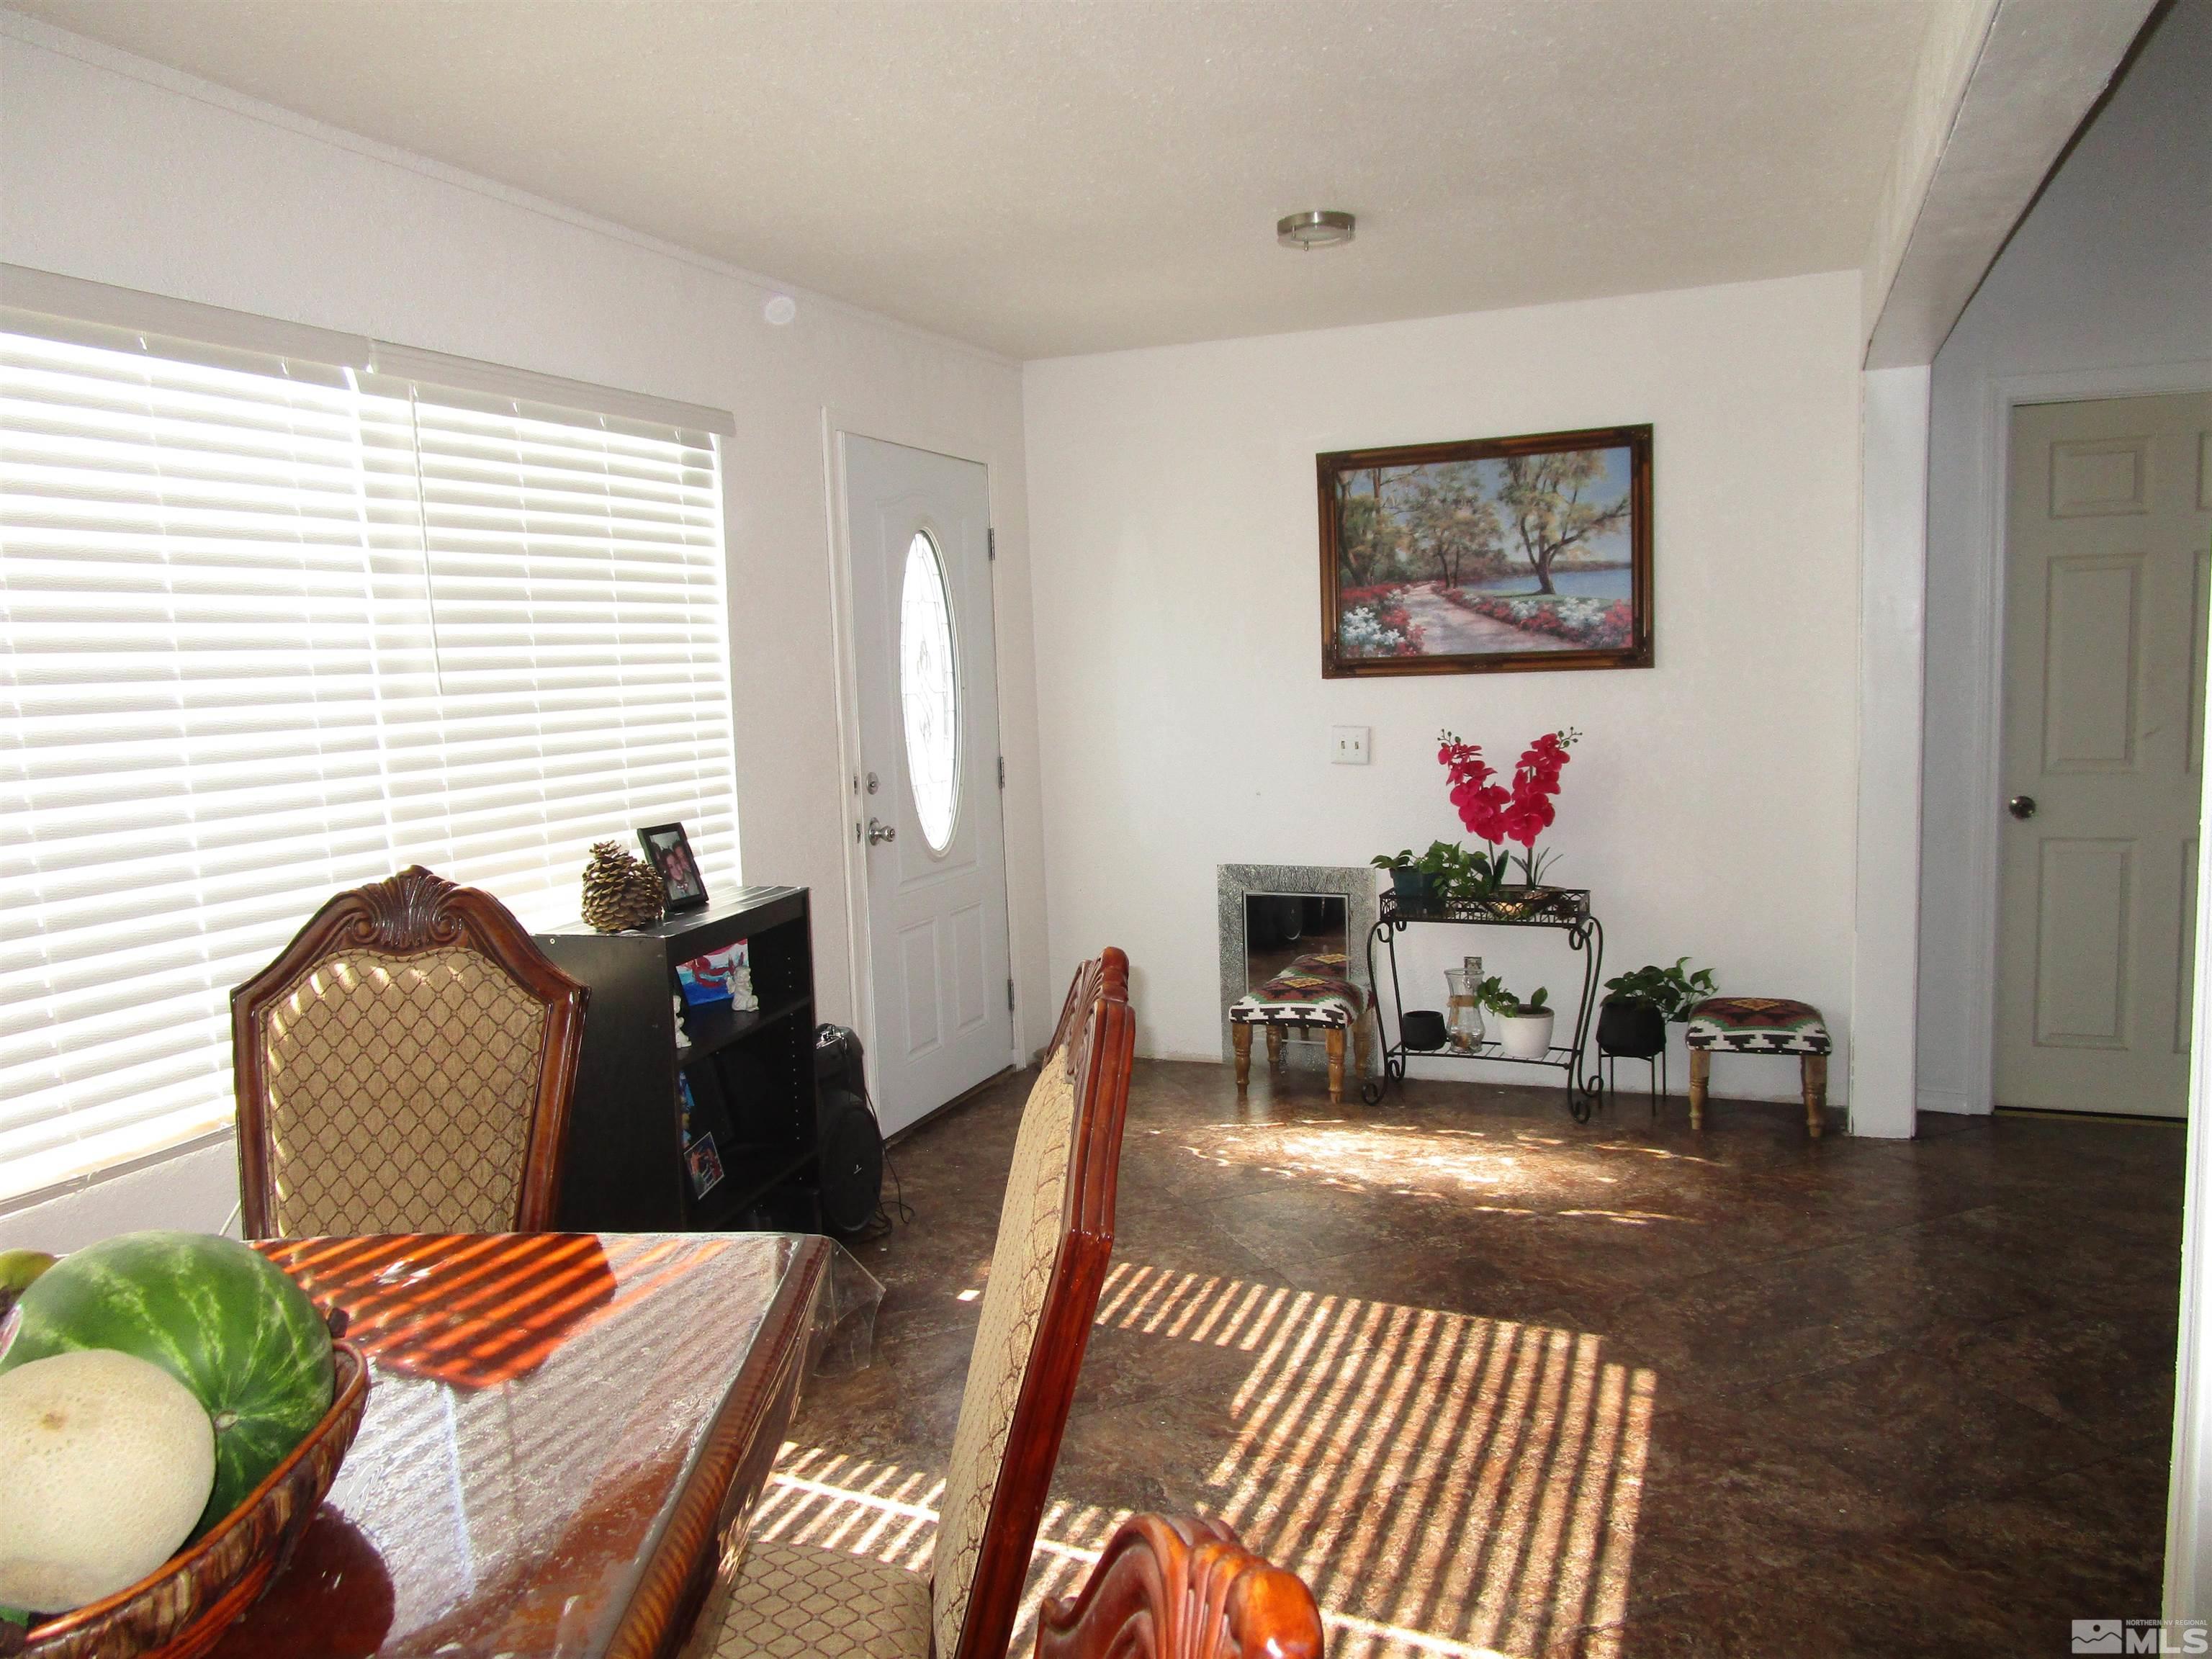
816, 1021, 866, 1097
814, 1024, 883, 1236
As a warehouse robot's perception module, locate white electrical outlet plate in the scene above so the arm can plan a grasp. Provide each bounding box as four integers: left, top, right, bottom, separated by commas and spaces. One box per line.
1331, 725, 1370, 765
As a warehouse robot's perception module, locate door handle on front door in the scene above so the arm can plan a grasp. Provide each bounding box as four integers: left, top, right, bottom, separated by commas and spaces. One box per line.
868, 818, 896, 844
2008, 795, 2038, 820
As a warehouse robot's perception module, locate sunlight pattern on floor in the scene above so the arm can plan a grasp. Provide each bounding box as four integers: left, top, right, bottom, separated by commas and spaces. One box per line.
749, 1263, 1655, 1659
1096, 1262, 1655, 1658
749, 1447, 1116, 1655
1169, 1118, 1698, 1223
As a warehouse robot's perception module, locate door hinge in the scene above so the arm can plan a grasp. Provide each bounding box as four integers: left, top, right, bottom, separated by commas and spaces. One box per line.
997, 755, 1006, 789
1007, 977, 1016, 1012
987, 527, 997, 562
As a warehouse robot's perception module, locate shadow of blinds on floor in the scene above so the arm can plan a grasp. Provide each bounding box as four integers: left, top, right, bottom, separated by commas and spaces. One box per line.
749, 1262, 1656, 1659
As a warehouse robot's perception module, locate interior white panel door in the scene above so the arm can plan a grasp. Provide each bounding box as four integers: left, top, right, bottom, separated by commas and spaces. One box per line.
1996, 392, 2212, 1115
844, 435, 1014, 1134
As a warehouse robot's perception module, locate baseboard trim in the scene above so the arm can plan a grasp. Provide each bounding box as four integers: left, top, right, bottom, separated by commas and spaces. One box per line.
1917, 1087, 1984, 1115
1994, 1104, 2187, 1127
884, 1065, 1017, 1147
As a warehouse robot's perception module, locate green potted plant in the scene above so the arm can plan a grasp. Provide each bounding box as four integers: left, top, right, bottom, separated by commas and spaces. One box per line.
1599, 958, 1717, 1059
1416, 840, 1476, 904
1496, 983, 1552, 1060
1446, 844, 1510, 902
1373, 840, 1493, 910
1446, 967, 1521, 1049
1370, 848, 1431, 908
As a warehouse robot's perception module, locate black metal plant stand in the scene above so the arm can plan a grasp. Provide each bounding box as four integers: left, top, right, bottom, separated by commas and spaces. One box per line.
1604, 1047, 1668, 1115
1362, 887, 1606, 1121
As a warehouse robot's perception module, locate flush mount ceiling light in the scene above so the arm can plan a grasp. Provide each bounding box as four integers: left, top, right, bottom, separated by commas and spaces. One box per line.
1277, 210, 1356, 251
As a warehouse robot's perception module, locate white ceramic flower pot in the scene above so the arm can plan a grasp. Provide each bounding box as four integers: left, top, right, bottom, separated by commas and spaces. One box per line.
1497, 1009, 1555, 1061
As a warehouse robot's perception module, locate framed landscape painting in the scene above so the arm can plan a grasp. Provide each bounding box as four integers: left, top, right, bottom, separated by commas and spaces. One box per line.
1318, 423, 1653, 677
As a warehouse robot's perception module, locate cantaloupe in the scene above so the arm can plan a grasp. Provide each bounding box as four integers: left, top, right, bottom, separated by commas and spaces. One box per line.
0, 1348, 217, 1614
1, 1232, 332, 1532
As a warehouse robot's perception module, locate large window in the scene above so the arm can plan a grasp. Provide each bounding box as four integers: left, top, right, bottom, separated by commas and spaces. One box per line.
1, 288, 739, 1205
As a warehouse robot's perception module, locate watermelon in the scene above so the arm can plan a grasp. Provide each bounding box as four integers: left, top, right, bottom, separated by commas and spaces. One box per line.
0, 1233, 333, 1534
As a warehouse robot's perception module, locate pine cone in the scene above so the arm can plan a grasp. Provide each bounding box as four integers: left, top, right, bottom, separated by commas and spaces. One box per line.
581, 840, 667, 932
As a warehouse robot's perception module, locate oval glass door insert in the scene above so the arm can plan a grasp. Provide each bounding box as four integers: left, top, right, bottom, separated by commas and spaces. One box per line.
899, 530, 960, 853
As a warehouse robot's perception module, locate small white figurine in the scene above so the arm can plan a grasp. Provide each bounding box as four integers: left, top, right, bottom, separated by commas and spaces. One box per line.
729, 962, 759, 1014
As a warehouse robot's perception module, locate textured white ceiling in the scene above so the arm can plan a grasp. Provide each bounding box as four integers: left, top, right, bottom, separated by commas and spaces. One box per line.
8, 1, 1937, 359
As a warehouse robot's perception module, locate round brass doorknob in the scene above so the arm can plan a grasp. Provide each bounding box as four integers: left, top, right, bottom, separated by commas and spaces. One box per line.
2008, 795, 2038, 821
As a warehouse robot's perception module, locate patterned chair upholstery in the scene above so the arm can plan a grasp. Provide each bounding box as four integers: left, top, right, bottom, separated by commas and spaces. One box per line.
712, 1539, 932, 1659
1683, 996, 1832, 1139
715, 948, 1137, 1659
230, 866, 588, 1237
1229, 949, 1372, 1104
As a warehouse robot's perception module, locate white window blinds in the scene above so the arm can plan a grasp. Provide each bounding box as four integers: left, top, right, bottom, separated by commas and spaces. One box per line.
1, 313, 738, 1205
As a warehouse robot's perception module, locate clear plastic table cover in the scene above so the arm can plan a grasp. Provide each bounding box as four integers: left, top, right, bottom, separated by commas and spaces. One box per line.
811, 1236, 886, 1377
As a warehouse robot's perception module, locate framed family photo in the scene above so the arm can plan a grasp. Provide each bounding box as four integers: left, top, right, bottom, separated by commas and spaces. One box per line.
638, 822, 709, 912
1318, 423, 1653, 678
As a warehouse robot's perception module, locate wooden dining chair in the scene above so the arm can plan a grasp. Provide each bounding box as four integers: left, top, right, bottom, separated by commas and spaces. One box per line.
230, 865, 588, 1238
1033, 1515, 1325, 1659
713, 947, 1141, 1659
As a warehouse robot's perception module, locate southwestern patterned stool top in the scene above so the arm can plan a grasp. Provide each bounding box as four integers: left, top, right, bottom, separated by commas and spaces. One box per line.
1231, 950, 1369, 1023
1684, 997, 1831, 1056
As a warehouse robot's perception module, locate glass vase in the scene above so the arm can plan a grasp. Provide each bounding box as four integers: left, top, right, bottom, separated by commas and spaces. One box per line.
1445, 966, 1485, 1051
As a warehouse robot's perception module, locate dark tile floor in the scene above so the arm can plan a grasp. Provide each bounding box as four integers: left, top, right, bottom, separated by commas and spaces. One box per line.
752, 1061, 2186, 1658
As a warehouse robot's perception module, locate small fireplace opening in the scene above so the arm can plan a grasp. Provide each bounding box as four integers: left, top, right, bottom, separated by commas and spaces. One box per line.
1217, 864, 1377, 1076
1244, 893, 1349, 994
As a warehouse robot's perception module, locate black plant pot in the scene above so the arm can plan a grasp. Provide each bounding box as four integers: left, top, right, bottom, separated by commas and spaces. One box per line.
1401, 1010, 1449, 1051
1597, 995, 1667, 1059
1389, 867, 1437, 909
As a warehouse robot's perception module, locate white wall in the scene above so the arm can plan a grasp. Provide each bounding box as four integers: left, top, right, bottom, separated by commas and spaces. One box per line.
0, 1142, 238, 1253
1861, 0, 2155, 370
2172, 673, 2212, 1617
0, 19, 1051, 1239
1853, 366, 1933, 1138
1024, 272, 1866, 1109
1861, 0, 1997, 343
1917, 0, 2212, 1115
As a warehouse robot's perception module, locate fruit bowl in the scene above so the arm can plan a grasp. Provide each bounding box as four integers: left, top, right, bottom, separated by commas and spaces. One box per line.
17, 1340, 369, 1659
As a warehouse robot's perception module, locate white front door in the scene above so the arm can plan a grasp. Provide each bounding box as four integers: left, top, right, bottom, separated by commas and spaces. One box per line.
1995, 391, 2212, 1115
842, 434, 1014, 1135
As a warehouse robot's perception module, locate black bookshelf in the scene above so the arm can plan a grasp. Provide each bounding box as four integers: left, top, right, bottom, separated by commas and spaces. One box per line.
537, 885, 820, 1232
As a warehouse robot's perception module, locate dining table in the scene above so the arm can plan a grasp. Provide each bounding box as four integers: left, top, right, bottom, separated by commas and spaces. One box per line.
208, 1230, 838, 1659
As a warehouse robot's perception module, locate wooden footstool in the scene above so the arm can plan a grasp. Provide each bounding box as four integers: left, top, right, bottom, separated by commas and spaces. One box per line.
1231, 951, 1372, 1105
1684, 997, 1832, 1138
